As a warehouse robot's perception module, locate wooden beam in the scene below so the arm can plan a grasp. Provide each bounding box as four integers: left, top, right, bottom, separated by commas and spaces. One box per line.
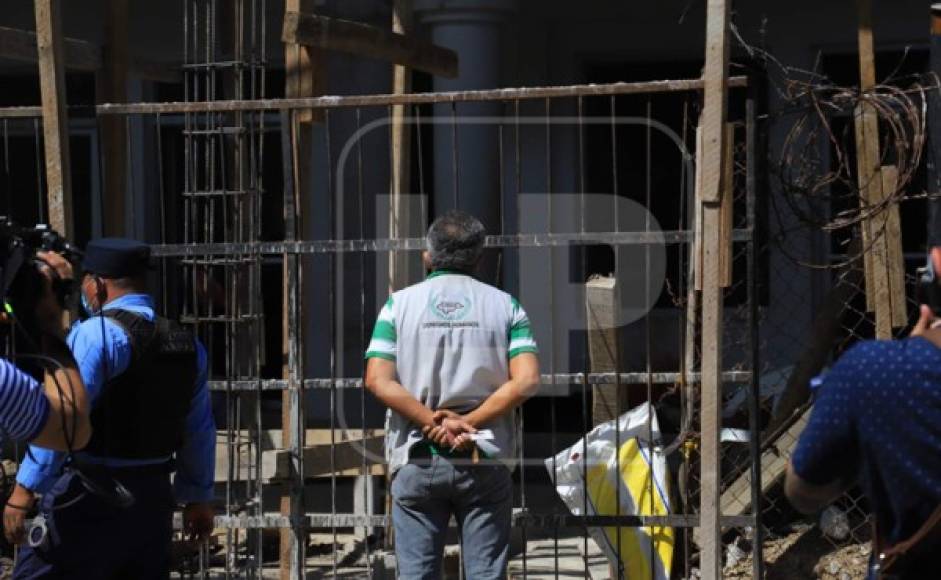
698, 2, 731, 579
699, 2, 731, 205
281, 2, 320, 572
215, 430, 387, 482
282, 11, 459, 78
97, 0, 128, 237
263, 436, 385, 480
389, 0, 415, 293
719, 123, 734, 287
284, 0, 323, 124
0, 25, 176, 82
855, 0, 906, 337
881, 165, 908, 327
34, 0, 73, 239
694, 409, 810, 546
586, 276, 626, 426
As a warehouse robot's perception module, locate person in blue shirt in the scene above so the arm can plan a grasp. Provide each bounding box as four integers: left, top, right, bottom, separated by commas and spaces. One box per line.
786, 250, 941, 579
5, 239, 216, 580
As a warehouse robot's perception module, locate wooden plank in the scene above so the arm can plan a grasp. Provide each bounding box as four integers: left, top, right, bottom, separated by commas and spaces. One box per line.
586, 276, 626, 425
213, 429, 385, 480
698, 1, 731, 204
698, 1, 731, 578
97, 0, 128, 237
282, 11, 458, 78
719, 123, 734, 287
881, 165, 908, 328
855, 0, 892, 337
0, 25, 175, 82
721, 410, 809, 516
585, 275, 623, 580
854, 105, 877, 313
34, 0, 73, 239
284, 0, 323, 124
280, 106, 306, 580
263, 436, 386, 480
389, 0, 415, 293
693, 409, 810, 547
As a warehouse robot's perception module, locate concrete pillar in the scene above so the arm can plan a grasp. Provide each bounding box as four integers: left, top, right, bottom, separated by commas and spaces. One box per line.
416, 0, 517, 282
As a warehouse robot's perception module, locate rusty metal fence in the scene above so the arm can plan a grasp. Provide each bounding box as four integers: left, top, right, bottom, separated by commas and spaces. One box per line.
0, 73, 770, 580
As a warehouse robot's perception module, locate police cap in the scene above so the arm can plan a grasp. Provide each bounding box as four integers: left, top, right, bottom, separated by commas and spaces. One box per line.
83, 238, 151, 278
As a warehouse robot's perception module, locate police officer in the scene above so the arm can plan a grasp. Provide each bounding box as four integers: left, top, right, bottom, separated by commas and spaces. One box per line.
5, 239, 216, 579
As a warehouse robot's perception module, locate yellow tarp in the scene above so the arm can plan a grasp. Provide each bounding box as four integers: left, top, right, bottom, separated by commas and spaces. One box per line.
546, 402, 674, 579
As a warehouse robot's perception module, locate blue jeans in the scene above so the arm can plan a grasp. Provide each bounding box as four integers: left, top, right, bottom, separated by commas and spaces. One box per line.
392, 451, 513, 580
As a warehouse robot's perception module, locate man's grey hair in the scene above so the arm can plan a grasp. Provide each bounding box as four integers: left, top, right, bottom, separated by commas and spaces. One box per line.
426, 210, 486, 272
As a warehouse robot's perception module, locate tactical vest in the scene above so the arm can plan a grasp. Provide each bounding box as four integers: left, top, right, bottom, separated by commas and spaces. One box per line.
84, 309, 198, 460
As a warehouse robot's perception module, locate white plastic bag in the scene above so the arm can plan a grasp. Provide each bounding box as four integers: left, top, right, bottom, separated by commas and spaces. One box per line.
545, 402, 673, 580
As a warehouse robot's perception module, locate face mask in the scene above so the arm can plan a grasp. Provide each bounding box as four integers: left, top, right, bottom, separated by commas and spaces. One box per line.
81, 292, 98, 317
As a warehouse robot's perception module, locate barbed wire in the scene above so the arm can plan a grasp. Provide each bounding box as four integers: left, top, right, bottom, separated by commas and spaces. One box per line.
730, 20, 939, 269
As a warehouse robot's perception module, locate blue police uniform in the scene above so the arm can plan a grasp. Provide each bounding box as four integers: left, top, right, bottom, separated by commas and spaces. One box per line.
13, 239, 215, 580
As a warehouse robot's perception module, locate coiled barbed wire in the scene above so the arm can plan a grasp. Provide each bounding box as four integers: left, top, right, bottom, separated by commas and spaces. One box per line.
731, 20, 939, 269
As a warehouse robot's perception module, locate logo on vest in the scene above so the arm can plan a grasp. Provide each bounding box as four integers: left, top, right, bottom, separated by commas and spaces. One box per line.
428, 292, 473, 322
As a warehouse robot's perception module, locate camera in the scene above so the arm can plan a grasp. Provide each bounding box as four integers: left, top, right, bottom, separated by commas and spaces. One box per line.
0, 218, 82, 344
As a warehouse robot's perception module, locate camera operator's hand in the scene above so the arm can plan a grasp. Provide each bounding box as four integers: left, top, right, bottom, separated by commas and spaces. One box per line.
36, 250, 74, 283
183, 502, 215, 546
34, 250, 73, 339
3, 484, 36, 545
911, 304, 941, 347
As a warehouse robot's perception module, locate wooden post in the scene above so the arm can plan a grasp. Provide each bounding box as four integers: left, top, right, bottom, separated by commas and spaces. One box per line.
389, 0, 414, 293
34, 0, 73, 238
97, 0, 128, 236
281, 2, 323, 577
698, 1, 731, 579
280, 110, 306, 580
586, 276, 624, 426
855, 0, 907, 337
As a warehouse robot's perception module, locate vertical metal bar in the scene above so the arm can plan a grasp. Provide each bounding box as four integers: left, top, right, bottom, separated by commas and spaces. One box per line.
680, 97, 694, 580
281, 109, 306, 579
33, 118, 44, 221
610, 94, 624, 579
577, 95, 590, 580
545, 97, 560, 580
746, 90, 765, 580
359, 106, 371, 577
645, 97, 655, 580
451, 101, 459, 209
325, 108, 337, 579
514, 97, 528, 580
416, 104, 427, 227
155, 113, 169, 310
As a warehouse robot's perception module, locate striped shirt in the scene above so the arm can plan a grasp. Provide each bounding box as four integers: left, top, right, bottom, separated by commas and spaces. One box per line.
366, 270, 538, 473
0, 359, 50, 443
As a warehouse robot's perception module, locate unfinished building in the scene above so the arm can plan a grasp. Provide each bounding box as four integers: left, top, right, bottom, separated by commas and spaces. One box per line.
0, 0, 936, 578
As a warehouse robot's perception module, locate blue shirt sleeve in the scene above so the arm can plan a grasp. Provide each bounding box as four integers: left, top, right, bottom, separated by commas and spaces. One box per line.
0, 359, 50, 443
791, 344, 863, 486
17, 318, 132, 492
172, 339, 216, 504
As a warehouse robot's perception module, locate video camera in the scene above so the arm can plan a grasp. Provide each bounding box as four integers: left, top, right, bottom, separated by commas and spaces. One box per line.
0, 217, 82, 343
